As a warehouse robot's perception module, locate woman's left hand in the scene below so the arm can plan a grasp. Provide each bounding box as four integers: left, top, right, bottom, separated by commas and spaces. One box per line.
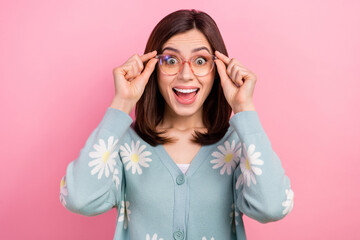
214, 50, 257, 113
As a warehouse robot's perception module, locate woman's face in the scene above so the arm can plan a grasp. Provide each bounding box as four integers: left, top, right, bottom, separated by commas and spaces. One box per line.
157, 29, 215, 119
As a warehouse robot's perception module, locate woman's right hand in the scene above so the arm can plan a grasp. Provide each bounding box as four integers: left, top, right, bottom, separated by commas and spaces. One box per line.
110, 50, 158, 114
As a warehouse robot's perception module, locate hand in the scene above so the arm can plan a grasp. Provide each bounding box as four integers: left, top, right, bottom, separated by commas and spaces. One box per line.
214, 50, 257, 113
110, 50, 158, 114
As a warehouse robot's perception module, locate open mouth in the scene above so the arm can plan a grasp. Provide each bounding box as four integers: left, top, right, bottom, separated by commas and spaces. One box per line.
172, 88, 200, 100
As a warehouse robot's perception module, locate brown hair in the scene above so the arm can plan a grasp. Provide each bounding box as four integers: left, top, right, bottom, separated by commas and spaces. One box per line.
133, 9, 232, 146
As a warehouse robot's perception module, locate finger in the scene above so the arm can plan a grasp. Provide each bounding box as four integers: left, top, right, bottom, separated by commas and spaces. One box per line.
139, 50, 157, 63
230, 66, 239, 84
120, 64, 134, 79
134, 58, 158, 87
230, 59, 247, 69
231, 65, 245, 86
136, 51, 158, 74
113, 66, 128, 84
215, 50, 231, 65
227, 60, 237, 78
234, 70, 244, 87
228, 61, 249, 79
124, 63, 139, 80
218, 52, 248, 70
121, 54, 141, 78
133, 56, 144, 73
226, 55, 247, 68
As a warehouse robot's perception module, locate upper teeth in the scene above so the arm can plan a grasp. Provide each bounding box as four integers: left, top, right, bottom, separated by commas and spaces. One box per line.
174, 88, 198, 93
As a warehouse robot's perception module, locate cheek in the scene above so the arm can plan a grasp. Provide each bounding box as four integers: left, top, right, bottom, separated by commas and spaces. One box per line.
203, 76, 215, 95
156, 68, 165, 93
157, 80, 166, 99
206, 81, 215, 97
156, 72, 171, 100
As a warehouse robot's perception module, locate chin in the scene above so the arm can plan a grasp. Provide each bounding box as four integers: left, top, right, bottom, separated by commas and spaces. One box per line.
171, 106, 202, 118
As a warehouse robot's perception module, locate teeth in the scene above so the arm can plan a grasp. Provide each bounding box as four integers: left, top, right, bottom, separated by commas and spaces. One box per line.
173, 88, 198, 93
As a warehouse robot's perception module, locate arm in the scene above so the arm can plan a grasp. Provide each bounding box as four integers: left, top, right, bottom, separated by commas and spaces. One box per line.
59, 107, 133, 216
230, 111, 294, 223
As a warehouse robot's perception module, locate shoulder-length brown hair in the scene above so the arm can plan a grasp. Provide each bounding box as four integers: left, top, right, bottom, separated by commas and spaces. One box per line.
133, 9, 232, 146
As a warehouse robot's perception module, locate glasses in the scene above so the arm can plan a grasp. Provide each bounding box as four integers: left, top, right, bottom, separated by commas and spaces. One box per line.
155, 53, 217, 77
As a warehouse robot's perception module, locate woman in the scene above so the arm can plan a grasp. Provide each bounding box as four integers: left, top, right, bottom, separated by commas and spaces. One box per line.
60, 9, 294, 240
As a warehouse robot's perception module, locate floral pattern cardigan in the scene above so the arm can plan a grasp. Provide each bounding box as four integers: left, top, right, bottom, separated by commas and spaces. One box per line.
60, 107, 294, 240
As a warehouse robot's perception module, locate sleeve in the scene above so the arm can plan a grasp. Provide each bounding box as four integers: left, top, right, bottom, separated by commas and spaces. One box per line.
230, 111, 294, 224
59, 107, 133, 216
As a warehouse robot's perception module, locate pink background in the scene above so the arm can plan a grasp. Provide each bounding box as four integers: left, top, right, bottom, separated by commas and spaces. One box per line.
1, 0, 359, 239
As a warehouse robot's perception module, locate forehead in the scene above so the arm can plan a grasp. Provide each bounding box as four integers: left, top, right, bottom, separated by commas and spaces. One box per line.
161, 29, 212, 55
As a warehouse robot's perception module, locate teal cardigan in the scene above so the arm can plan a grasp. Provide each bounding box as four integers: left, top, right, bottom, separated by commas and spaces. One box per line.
59, 107, 294, 240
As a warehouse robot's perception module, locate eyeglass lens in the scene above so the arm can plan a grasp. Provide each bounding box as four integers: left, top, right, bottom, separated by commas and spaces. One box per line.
157, 54, 214, 76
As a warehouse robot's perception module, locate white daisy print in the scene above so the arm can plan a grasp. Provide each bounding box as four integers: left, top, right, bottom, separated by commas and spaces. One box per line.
282, 188, 294, 215
145, 233, 164, 240
202, 237, 215, 240
120, 140, 152, 175
118, 200, 131, 229
230, 203, 240, 232
210, 140, 241, 175
113, 168, 120, 190
236, 143, 264, 188
59, 175, 68, 207
88, 136, 119, 180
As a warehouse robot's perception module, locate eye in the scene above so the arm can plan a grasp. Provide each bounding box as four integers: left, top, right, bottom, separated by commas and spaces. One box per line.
164, 55, 179, 65
194, 56, 207, 65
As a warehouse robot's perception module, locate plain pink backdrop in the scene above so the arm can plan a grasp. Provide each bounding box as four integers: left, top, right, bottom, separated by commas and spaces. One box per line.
1, 0, 359, 239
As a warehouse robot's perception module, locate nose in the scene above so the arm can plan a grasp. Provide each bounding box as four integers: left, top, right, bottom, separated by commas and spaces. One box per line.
178, 61, 194, 81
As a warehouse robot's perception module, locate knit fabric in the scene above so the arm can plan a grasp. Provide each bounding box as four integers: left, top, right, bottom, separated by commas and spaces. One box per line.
59, 107, 294, 240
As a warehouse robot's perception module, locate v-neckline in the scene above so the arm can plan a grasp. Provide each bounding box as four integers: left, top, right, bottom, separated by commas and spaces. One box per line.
153, 126, 233, 177
155, 143, 210, 177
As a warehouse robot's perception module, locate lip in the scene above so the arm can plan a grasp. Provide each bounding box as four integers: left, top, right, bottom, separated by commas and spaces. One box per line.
173, 85, 200, 89
172, 85, 200, 105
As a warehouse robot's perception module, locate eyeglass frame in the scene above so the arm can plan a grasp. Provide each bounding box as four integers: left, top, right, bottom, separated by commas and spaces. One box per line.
155, 53, 218, 77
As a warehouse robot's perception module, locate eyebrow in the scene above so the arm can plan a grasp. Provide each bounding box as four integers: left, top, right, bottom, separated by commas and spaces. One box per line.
161, 46, 211, 54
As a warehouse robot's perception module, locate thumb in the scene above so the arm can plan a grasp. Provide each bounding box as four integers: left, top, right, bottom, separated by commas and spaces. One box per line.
215, 59, 232, 87
133, 58, 158, 92
140, 58, 158, 81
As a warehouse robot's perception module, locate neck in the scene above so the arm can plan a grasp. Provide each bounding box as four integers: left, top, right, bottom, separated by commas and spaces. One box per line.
159, 106, 205, 131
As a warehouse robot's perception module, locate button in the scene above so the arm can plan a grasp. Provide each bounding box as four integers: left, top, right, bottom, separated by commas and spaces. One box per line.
176, 174, 185, 185
173, 230, 184, 240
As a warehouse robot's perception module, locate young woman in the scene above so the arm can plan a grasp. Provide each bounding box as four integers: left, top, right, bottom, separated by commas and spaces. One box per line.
60, 9, 294, 240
